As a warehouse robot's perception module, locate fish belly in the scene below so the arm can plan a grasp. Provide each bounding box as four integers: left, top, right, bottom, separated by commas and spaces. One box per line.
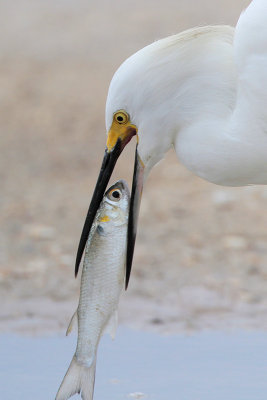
75, 225, 126, 366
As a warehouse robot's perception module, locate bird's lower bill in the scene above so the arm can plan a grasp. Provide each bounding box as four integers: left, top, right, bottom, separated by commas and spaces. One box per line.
75, 136, 145, 290
126, 147, 144, 288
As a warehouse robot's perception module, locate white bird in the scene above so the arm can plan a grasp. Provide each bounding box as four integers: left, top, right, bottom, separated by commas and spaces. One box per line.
75, 0, 267, 288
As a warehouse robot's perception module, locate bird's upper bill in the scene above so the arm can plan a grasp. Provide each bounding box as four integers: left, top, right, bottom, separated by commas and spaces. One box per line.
75, 110, 144, 289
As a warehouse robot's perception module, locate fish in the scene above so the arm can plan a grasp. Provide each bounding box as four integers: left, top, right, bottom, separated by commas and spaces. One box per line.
55, 180, 130, 400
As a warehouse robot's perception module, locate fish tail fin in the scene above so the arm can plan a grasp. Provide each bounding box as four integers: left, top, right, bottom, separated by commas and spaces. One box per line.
55, 356, 96, 400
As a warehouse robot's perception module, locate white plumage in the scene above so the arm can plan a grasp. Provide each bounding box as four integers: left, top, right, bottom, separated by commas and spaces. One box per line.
75, 0, 267, 284
106, 0, 267, 186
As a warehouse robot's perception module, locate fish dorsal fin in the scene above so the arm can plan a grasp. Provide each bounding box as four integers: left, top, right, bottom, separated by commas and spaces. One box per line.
66, 310, 78, 336
104, 310, 118, 340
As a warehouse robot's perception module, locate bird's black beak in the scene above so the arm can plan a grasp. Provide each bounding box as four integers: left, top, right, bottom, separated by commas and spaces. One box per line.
75, 127, 144, 289
75, 139, 122, 277
126, 146, 144, 288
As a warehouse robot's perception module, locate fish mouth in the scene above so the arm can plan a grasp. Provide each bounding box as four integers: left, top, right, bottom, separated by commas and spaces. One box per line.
75, 137, 144, 289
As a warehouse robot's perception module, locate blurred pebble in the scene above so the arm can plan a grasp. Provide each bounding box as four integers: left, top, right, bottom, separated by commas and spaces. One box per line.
150, 317, 164, 325
211, 190, 236, 206
128, 393, 147, 399
188, 233, 203, 248
59, 254, 73, 266
49, 243, 62, 255
25, 259, 48, 273
109, 378, 120, 385
248, 266, 260, 275
25, 225, 55, 240
0, 272, 5, 282
222, 235, 248, 249
179, 286, 231, 309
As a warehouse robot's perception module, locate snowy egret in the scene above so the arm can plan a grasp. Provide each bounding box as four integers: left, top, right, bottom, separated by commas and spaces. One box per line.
75, 0, 267, 288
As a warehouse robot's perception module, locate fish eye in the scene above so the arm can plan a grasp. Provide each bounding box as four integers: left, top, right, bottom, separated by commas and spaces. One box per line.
108, 188, 122, 202
114, 111, 129, 125
112, 190, 120, 198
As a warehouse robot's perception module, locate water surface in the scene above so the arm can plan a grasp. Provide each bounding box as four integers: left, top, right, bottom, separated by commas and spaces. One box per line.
1, 328, 267, 400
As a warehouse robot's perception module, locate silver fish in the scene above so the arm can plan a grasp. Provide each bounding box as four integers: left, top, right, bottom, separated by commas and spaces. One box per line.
56, 180, 130, 400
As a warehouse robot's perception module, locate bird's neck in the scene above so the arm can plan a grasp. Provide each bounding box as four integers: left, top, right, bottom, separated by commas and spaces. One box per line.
138, 26, 237, 175
140, 28, 267, 185
173, 4, 267, 187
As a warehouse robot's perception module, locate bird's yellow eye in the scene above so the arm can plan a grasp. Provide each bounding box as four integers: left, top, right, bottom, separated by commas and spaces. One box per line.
114, 110, 129, 125
107, 188, 122, 202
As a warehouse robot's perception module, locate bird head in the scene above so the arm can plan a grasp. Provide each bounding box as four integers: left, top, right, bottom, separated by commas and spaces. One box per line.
75, 25, 231, 286
75, 25, 236, 288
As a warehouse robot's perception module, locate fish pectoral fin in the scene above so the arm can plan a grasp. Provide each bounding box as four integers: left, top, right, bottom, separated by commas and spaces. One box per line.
104, 310, 118, 340
66, 310, 78, 336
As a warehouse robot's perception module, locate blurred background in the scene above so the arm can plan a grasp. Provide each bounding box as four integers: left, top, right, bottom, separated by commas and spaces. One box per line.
3, 0, 267, 335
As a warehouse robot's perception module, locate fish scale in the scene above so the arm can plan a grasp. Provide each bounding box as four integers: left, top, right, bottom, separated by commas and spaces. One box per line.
56, 180, 130, 400
76, 229, 126, 364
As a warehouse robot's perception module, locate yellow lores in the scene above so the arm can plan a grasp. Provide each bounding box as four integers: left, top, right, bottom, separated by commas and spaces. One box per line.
106, 110, 137, 152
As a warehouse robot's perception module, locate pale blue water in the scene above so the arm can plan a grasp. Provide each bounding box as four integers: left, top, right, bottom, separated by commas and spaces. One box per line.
1, 328, 267, 400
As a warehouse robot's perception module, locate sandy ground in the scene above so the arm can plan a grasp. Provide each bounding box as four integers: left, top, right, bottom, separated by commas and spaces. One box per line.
3, 0, 267, 335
